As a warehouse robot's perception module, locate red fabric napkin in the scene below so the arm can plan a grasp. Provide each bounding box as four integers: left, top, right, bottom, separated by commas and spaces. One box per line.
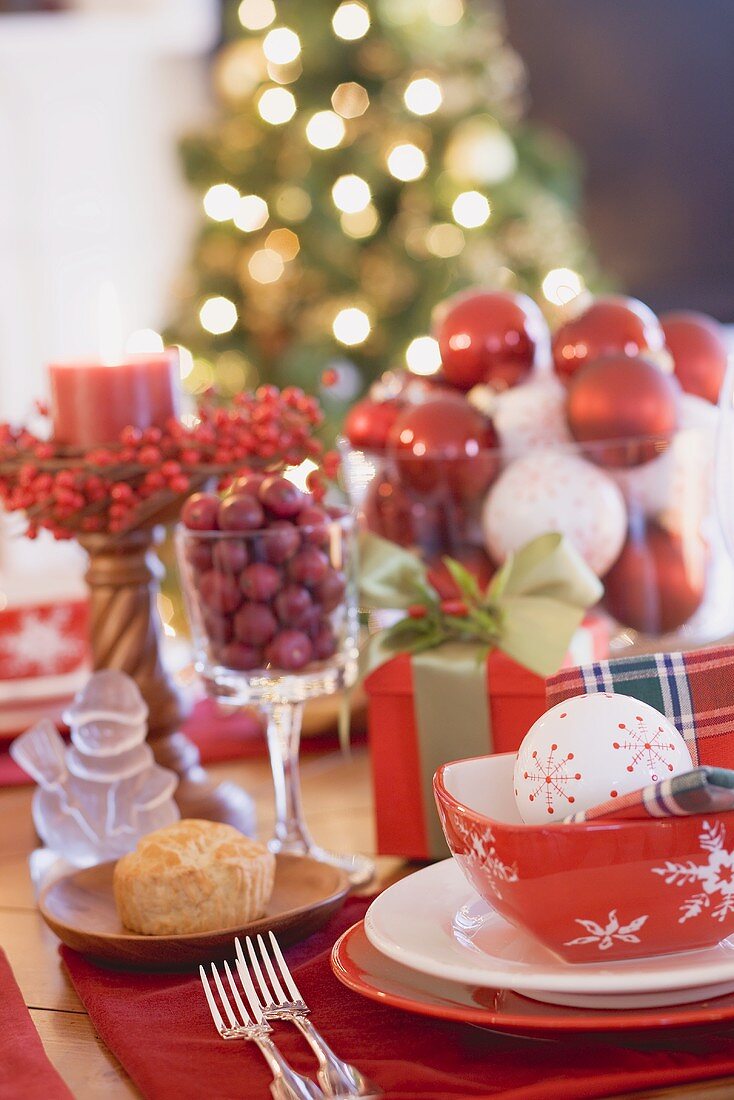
0, 948, 74, 1100
62, 896, 734, 1100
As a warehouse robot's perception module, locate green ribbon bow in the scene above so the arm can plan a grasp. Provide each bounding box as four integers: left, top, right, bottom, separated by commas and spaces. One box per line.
360, 530, 603, 679
359, 532, 603, 856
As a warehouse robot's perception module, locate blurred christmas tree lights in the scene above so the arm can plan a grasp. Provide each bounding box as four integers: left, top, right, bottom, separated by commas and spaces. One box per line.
167, 0, 600, 425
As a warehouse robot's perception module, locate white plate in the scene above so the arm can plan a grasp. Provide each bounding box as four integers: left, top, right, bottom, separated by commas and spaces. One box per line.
365, 859, 734, 1008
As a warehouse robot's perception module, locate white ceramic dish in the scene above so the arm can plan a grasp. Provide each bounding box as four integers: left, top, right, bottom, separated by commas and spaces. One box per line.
365, 859, 734, 1009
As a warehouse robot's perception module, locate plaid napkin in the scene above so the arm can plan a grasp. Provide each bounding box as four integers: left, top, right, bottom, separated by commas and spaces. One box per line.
564, 765, 734, 822
547, 644, 734, 771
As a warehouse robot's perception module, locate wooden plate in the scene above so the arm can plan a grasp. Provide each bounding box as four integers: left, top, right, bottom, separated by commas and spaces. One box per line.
39, 853, 350, 969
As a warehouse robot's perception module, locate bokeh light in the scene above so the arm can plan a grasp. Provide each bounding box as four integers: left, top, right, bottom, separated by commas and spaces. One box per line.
125, 329, 164, 354
332, 174, 371, 213
257, 86, 297, 124
425, 222, 465, 257
200, 297, 238, 335
333, 307, 371, 346
332, 2, 371, 40
262, 27, 301, 65
452, 190, 491, 228
265, 227, 300, 260
248, 248, 285, 283
386, 143, 427, 181
404, 77, 443, 116
276, 186, 312, 221
306, 110, 346, 149
340, 205, 380, 238
238, 0, 276, 31
331, 82, 370, 118
406, 335, 442, 375
203, 183, 241, 222
428, 0, 463, 25
542, 267, 585, 306
235, 194, 269, 232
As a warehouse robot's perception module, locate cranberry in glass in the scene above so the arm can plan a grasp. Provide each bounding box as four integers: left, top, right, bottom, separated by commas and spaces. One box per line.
230, 471, 267, 496
186, 539, 214, 573
274, 584, 313, 624
315, 569, 346, 612
198, 570, 242, 614
234, 602, 278, 646
239, 562, 281, 602
288, 546, 329, 586
203, 610, 234, 645
313, 622, 337, 661
220, 642, 263, 672
262, 520, 301, 564
213, 539, 248, 574
218, 493, 264, 532
182, 492, 220, 531
267, 629, 314, 672
259, 475, 304, 518
297, 505, 330, 546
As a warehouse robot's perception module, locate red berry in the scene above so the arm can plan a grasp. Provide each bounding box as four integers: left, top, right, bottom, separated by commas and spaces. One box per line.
213, 539, 249, 573
259, 475, 304, 518
321, 368, 338, 387
231, 472, 267, 496
274, 584, 312, 625
203, 610, 234, 645
262, 520, 301, 564
314, 569, 346, 612
234, 603, 278, 646
312, 622, 338, 660
181, 492, 220, 531
296, 505, 330, 546
267, 629, 313, 672
218, 493, 264, 531
197, 570, 242, 613
219, 642, 263, 672
239, 562, 281, 602
288, 546, 329, 586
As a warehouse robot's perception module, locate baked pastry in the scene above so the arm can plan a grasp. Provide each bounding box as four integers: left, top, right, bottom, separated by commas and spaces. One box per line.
113, 819, 275, 935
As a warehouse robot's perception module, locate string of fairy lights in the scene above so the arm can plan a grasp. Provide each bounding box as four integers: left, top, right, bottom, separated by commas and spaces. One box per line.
149, 0, 589, 393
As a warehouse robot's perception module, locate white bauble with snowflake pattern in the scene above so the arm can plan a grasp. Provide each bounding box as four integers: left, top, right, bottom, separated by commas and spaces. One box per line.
490, 375, 572, 455
513, 693, 693, 824
482, 449, 627, 577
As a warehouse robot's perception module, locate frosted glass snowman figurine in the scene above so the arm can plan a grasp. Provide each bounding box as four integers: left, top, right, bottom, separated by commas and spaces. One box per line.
11, 670, 179, 871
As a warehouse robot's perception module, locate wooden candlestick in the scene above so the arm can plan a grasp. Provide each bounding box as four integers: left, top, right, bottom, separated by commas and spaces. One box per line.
78, 527, 256, 833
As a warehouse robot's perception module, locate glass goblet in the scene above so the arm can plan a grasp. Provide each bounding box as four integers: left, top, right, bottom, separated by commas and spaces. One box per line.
176, 513, 373, 885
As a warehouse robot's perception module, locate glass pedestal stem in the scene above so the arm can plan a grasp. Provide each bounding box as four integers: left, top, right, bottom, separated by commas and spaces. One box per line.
266, 701, 314, 855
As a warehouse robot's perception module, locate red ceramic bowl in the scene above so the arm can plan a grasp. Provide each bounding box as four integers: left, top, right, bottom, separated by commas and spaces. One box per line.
434, 753, 734, 963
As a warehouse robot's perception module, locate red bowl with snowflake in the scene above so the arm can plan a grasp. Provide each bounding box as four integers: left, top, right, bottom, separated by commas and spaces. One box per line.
434, 753, 734, 962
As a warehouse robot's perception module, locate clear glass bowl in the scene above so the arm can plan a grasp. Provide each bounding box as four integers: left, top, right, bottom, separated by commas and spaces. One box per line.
341, 420, 734, 653
176, 515, 371, 884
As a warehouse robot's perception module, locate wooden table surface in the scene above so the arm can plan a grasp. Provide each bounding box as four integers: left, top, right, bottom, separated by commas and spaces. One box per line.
1, 746, 734, 1100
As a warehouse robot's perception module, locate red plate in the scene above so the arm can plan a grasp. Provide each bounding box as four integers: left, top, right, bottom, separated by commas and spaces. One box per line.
331, 921, 734, 1036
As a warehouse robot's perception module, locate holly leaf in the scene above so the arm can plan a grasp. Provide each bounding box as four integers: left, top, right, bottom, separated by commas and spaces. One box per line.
440, 557, 482, 604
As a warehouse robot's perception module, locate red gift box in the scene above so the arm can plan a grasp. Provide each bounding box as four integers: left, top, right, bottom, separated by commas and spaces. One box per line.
364, 616, 609, 859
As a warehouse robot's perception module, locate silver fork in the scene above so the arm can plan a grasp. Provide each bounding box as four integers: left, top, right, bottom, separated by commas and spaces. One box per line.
199, 960, 325, 1100
236, 932, 382, 1098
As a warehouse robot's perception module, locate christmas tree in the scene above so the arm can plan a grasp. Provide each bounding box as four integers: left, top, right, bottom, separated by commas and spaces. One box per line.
169, 0, 599, 424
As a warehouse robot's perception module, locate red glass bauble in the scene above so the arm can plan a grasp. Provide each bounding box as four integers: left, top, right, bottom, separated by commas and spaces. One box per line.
553, 295, 666, 385
602, 520, 707, 635
427, 545, 495, 599
661, 311, 728, 405
363, 471, 447, 557
387, 396, 500, 498
343, 398, 403, 452
433, 290, 547, 392
566, 354, 681, 467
